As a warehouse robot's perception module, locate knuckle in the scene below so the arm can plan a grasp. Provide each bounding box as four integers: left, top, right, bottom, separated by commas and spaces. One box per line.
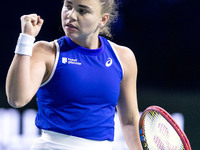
21, 15, 30, 21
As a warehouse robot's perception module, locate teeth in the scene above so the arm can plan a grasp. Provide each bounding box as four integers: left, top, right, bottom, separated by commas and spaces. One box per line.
67, 24, 76, 28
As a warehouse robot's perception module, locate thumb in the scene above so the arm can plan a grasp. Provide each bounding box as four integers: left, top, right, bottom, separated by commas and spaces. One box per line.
37, 16, 44, 27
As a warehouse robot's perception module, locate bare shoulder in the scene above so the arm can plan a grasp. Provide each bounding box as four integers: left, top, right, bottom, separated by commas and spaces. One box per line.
32, 40, 57, 66
33, 40, 56, 55
31, 40, 57, 82
109, 41, 137, 75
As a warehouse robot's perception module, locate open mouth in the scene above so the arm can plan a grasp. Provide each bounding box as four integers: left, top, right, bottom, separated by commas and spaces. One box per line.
66, 23, 78, 29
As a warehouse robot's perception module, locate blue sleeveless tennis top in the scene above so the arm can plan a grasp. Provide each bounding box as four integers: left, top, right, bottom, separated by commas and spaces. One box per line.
35, 36, 123, 141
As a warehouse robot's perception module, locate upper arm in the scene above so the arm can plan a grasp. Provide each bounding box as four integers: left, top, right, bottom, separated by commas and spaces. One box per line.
6, 40, 56, 108
30, 41, 56, 95
115, 45, 140, 125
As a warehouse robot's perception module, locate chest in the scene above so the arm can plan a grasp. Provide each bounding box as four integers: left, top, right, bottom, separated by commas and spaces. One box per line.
48, 49, 122, 106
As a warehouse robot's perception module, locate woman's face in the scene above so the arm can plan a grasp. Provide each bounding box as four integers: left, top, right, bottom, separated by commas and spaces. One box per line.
61, 0, 107, 42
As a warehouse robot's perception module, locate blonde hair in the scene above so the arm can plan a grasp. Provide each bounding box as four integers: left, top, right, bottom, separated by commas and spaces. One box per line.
99, 0, 118, 38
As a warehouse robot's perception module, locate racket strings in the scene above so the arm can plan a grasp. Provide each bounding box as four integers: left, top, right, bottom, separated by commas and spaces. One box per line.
144, 111, 185, 150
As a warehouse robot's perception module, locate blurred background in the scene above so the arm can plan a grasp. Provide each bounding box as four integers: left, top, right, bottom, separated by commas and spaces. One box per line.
0, 0, 200, 149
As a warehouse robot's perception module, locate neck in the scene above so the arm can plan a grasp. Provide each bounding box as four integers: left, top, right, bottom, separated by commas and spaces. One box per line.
71, 35, 100, 49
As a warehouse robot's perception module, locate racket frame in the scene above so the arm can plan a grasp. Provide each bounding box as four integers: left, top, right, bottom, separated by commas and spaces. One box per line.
139, 106, 191, 150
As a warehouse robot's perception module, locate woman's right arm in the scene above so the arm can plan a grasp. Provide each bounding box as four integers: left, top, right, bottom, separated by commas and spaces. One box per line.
6, 14, 46, 108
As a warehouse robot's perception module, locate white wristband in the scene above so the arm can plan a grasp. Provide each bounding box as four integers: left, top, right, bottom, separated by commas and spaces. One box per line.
15, 33, 36, 56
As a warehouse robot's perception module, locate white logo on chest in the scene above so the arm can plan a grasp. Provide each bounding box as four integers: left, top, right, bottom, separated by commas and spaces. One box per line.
62, 57, 68, 64
106, 58, 113, 67
62, 57, 82, 65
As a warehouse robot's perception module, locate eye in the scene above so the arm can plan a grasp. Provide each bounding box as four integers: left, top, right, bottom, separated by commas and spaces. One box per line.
66, 4, 73, 10
78, 9, 89, 15
64, 2, 73, 10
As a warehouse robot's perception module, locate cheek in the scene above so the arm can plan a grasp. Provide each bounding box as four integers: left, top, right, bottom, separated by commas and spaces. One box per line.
61, 8, 69, 24
79, 17, 99, 31
61, 10, 65, 25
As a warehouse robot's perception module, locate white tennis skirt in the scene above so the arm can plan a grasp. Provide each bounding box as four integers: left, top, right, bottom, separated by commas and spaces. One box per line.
31, 130, 112, 150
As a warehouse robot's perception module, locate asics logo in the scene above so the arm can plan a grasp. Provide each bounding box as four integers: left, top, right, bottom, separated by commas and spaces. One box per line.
106, 58, 113, 67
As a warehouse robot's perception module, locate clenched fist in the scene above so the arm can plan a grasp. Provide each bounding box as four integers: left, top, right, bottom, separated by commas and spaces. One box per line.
20, 14, 44, 37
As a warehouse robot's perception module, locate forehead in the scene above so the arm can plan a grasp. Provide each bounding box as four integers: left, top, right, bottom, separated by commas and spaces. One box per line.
65, 0, 100, 7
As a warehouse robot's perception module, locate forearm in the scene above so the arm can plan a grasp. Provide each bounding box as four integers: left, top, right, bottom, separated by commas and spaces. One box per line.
121, 123, 143, 150
6, 55, 33, 108
6, 14, 44, 108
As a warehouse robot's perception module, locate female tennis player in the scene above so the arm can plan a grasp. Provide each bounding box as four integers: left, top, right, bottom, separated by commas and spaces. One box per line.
6, 0, 142, 149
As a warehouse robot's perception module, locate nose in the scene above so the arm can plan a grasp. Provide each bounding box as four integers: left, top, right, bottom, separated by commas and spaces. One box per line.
67, 9, 77, 20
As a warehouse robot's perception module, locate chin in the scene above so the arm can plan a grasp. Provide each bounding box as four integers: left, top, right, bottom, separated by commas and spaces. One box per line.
65, 31, 78, 39
65, 33, 82, 44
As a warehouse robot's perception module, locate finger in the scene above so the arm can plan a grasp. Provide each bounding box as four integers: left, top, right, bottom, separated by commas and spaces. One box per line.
21, 15, 31, 22
21, 14, 38, 25
30, 14, 38, 26
37, 16, 44, 27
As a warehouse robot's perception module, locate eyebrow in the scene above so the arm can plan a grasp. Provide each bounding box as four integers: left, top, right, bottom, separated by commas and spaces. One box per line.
65, 0, 72, 5
65, 0, 92, 11
78, 4, 91, 10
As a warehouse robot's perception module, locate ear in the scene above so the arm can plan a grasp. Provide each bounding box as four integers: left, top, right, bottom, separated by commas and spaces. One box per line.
99, 13, 109, 28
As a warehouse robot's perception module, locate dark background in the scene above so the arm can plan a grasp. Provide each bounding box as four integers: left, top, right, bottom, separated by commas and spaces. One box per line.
0, 0, 200, 149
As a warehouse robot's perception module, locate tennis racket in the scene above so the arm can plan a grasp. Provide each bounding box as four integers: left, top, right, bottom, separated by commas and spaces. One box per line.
139, 106, 191, 150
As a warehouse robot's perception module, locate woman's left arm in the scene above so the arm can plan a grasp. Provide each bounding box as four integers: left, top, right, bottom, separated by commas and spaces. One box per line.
115, 45, 142, 150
